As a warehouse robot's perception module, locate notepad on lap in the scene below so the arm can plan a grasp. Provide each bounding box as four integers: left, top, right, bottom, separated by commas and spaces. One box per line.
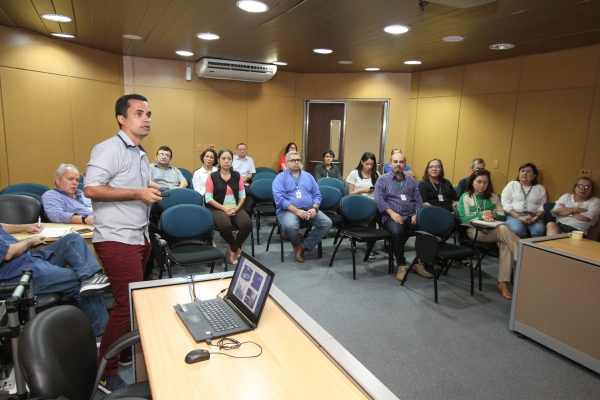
36, 227, 72, 238
470, 220, 505, 228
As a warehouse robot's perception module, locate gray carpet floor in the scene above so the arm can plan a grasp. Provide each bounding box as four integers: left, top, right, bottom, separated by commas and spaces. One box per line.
120, 216, 600, 399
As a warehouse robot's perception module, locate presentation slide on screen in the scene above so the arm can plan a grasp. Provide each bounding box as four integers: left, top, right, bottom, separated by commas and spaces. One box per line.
233, 259, 267, 313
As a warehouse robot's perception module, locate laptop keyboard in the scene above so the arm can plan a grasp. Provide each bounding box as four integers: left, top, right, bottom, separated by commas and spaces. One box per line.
197, 301, 242, 332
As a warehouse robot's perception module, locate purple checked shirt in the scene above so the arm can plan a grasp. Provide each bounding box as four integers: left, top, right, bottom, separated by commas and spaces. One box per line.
374, 172, 423, 225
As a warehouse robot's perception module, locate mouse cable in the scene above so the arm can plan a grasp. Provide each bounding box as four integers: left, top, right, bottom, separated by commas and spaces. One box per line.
209, 337, 262, 359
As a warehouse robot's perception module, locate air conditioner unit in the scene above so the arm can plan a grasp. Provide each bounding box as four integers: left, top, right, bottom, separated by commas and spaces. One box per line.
195, 58, 277, 83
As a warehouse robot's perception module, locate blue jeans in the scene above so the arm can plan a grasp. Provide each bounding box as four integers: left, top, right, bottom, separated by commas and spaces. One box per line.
505, 212, 545, 239
277, 210, 332, 251
383, 218, 417, 266
34, 234, 108, 336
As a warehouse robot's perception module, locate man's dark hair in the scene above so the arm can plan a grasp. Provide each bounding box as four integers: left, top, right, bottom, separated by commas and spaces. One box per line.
156, 146, 173, 158
115, 94, 148, 128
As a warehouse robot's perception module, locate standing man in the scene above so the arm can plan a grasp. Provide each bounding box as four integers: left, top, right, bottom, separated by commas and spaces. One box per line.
374, 152, 432, 281
232, 143, 256, 213
84, 94, 162, 393
273, 151, 332, 263
149, 146, 188, 190
455, 158, 493, 197
42, 164, 94, 224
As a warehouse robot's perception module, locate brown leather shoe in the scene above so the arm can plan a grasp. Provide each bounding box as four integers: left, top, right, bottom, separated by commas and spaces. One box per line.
414, 262, 433, 278
396, 265, 407, 281
293, 242, 306, 263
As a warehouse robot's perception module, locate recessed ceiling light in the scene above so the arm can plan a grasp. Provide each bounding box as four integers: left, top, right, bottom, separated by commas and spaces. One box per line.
384, 25, 410, 34
313, 49, 332, 54
42, 14, 72, 22
443, 36, 464, 42
365, 68, 380, 71
197, 33, 220, 40
123, 34, 143, 40
176, 50, 194, 56
404, 60, 422, 65
338, 61, 353, 64
237, 1, 269, 12
273, 61, 287, 65
489, 43, 514, 50
51, 33, 75, 38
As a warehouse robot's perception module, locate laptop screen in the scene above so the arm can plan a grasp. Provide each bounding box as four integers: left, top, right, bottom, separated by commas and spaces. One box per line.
226, 251, 275, 326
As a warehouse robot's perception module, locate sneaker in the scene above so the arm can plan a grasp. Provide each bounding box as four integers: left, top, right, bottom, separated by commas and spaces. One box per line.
119, 354, 133, 367
396, 265, 407, 281
80, 273, 111, 297
413, 262, 433, 279
98, 374, 126, 394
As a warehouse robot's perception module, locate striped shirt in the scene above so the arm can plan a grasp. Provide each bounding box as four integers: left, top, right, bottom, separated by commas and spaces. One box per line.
374, 172, 423, 224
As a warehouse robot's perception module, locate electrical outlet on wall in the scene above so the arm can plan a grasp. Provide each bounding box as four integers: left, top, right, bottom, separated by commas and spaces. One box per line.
580, 168, 591, 177
208, 144, 216, 150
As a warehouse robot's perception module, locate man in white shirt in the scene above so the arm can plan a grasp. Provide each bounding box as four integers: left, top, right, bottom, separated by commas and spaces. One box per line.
232, 143, 256, 213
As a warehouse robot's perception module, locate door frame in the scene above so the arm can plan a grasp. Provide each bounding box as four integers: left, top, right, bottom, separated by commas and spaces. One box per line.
303, 98, 391, 174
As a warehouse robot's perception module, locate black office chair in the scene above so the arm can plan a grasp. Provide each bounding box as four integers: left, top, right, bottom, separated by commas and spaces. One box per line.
0, 194, 42, 224
0, 183, 50, 197
403, 207, 477, 303
543, 202, 556, 223
18, 305, 151, 400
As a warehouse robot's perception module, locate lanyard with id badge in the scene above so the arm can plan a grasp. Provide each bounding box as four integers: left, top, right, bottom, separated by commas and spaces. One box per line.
396, 178, 407, 201
431, 181, 445, 202
295, 176, 302, 199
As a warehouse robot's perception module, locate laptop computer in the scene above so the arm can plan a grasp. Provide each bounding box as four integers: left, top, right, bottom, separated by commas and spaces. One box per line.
174, 251, 275, 343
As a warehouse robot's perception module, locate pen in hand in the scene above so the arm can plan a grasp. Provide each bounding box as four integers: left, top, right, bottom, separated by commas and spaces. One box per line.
38, 216, 41, 229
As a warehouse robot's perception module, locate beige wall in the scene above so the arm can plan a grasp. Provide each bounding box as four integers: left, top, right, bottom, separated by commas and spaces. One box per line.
343, 101, 384, 178
407, 44, 600, 238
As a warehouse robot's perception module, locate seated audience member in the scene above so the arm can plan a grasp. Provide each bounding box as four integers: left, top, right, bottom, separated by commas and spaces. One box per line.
273, 151, 332, 263
546, 177, 600, 237
501, 163, 547, 238
313, 150, 343, 181
455, 158, 493, 197
347, 152, 380, 199
279, 142, 297, 172
0, 223, 109, 336
457, 169, 519, 300
192, 148, 218, 197
375, 152, 431, 280
205, 149, 252, 265
383, 148, 415, 177
418, 158, 458, 213
42, 164, 94, 224
233, 143, 256, 213
149, 146, 188, 190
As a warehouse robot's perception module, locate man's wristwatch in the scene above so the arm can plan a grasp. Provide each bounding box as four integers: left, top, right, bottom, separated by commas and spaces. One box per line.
313, 206, 319, 211
81, 215, 88, 224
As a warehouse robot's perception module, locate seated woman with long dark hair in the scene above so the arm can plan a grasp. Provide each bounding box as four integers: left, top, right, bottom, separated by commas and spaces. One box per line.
279, 142, 297, 173
457, 169, 519, 300
205, 149, 252, 265
346, 152, 380, 199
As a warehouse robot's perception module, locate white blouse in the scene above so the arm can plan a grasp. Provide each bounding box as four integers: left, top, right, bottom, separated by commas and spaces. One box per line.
192, 166, 218, 196
501, 181, 547, 213
346, 169, 380, 199
552, 194, 600, 235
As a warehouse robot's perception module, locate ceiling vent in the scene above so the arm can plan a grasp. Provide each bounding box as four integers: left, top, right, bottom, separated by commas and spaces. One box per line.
195, 58, 277, 82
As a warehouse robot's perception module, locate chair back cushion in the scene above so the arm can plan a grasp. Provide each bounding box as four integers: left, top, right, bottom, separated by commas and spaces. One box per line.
0, 183, 49, 196
250, 179, 274, 202
417, 206, 455, 238
543, 202, 556, 223
18, 305, 97, 400
253, 172, 277, 181
255, 167, 277, 175
178, 168, 194, 189
317, 177, 344, 193
0, 194, 42, 224
158, 188, 203, 211
319, 185, 343, 211
340, 195, 376, 223
161, 204, 214, 238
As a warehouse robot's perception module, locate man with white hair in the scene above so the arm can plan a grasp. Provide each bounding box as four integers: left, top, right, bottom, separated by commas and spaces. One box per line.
41, 164, 94, 225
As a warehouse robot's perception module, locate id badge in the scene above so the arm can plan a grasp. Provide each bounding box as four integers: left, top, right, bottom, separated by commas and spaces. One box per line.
400, 194, 407, 201
438, 194, 444, 201
296, 191, 302, 199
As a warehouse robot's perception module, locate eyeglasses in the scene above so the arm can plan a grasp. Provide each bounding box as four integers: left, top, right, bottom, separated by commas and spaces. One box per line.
157, 153, 171, 158
577, 184, 592, 190
288, 159, 302, 163
428, 165, 441, 170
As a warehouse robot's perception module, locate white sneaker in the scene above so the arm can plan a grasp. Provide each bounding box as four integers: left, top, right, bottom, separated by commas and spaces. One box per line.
80, 273, 111, 297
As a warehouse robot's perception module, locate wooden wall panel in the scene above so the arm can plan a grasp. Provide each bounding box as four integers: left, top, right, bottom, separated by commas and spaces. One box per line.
247, 71, 296, 98
412, 96, 461, 180
131, 86, 195, 171
0, 25, 68, 75
343, 101, 384, 178
583, 89, 600, 172
409, 72, 420, 99
520, 46, 600, 92
294, 97, 304, 155
403, 98, 418, 164
247, 94, 295, 170
67, 43, 121, 83
463, 58, 522, 95
70, 78, 123, 170
134, 57, 193, 90
194, 75, 248, 94
1, 68, 72, 185
454, 94, 518, 190
0, 88, 8, 188
418, 66, 464, 98
510, 88, 594, 200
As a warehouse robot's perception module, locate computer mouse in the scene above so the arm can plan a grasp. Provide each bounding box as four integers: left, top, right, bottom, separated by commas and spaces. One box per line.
185, 349, 211, 364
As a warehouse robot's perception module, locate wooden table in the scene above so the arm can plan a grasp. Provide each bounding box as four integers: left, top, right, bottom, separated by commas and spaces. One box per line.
130, 274, 398, 400
509, 235, 600, 373
12, 223, 93, 242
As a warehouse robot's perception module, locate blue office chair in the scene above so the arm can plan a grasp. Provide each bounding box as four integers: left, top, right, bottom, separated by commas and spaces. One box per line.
255, 167, 277, 175
151, 188, 203, 227
1, 183, 49, 197
160, 205, 226, 277
250, 179, 276, 245
318, 185, 343, 244
253, 172, 277, 181
178, 168, 194, 189
403, 207, 477, 303
329, 195, 392, 280
318, 177, 344, 193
